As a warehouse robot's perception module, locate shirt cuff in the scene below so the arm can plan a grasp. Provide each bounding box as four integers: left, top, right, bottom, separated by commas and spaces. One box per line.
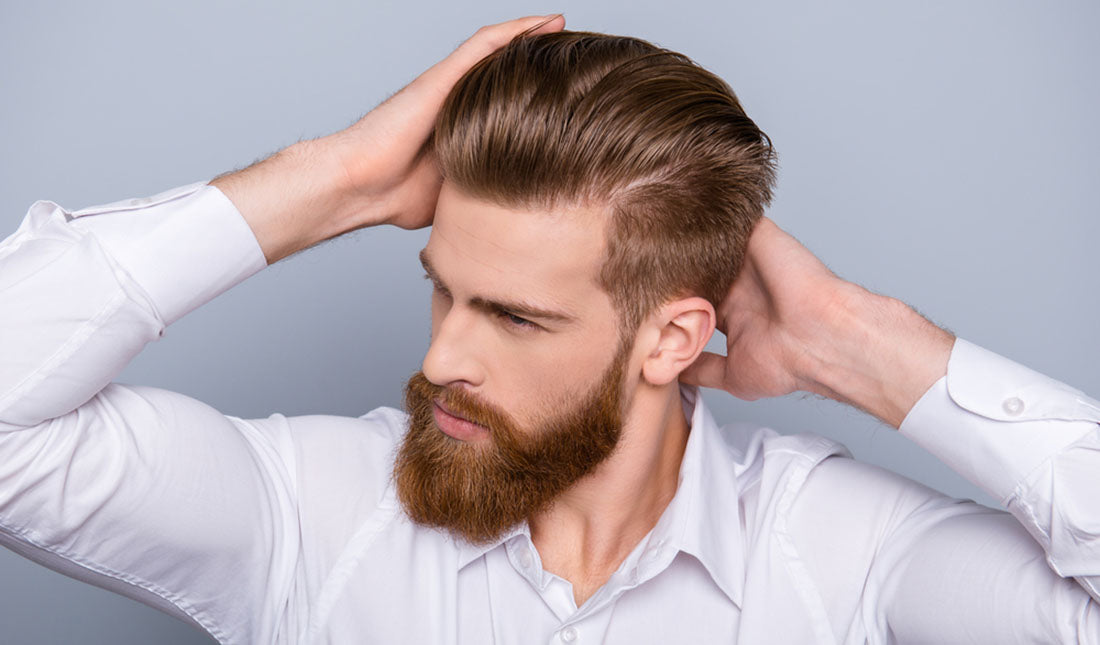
66, 182, 267, 326
898, 338, 1100, 504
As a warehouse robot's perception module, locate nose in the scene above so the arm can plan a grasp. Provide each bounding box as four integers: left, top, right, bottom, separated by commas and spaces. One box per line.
421, 306, 487, 388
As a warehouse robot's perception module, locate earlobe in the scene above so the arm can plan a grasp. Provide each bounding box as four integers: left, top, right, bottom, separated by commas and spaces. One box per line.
641, 298, 715, 386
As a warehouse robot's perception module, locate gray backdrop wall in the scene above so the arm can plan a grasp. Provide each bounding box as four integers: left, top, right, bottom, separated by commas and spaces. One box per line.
2, 1, 1097, 643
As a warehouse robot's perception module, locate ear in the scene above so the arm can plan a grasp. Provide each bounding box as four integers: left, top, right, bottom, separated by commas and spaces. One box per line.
640, 297, 716, 386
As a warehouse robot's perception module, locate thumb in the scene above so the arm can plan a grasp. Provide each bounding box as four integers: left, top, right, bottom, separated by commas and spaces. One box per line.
679, 351, 727, 389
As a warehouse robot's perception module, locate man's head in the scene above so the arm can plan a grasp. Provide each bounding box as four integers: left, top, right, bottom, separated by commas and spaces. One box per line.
431, 29, 776, 335
395, 30, 775, 544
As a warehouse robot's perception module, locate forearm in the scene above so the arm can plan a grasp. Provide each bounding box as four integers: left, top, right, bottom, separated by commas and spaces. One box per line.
815, 286, 1100, 601
898, 338, 1100, 600
797, 284, 955, 428
211, 136, 367, 265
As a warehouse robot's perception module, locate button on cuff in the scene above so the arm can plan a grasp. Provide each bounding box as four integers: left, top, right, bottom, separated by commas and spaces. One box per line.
1002, 396, 1025, 416
943, 338, 1095, 422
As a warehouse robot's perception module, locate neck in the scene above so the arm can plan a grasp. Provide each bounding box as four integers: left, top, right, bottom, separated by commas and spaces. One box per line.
528, 382, 690, 604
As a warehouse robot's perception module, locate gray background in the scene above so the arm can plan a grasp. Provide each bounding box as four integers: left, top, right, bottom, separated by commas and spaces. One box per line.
1, 0, 1097, 642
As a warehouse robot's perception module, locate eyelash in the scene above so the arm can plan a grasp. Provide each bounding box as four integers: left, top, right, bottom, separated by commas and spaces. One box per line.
424, 273, 540, 332
498, 311, 538, 331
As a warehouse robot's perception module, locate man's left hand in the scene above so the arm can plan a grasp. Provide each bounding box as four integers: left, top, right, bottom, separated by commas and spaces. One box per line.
679, 216, 955, 428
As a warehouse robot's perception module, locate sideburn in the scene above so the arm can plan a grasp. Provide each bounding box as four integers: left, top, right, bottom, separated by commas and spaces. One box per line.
394, 346, 629, 545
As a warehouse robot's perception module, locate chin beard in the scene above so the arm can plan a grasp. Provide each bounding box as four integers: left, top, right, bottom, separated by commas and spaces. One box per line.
394, 348, 628, 545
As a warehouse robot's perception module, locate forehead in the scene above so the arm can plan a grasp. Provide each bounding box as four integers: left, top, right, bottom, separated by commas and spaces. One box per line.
425, 183, 608, 300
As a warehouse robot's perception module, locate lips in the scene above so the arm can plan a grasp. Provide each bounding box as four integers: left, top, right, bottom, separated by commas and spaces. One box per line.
435, 400, 474, 423
432, 400, 491, 442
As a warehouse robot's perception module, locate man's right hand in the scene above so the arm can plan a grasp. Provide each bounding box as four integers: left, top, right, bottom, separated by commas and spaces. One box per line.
213, 14, 565, 264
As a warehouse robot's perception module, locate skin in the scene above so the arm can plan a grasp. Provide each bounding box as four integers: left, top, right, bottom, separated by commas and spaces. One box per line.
213, 14, 955, 608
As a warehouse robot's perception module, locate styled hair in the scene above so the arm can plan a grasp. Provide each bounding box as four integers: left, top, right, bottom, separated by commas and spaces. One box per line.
432, 30, 777, 334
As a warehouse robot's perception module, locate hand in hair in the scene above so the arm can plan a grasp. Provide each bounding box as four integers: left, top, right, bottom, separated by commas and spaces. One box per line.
679, 217, 954, 429
212, 14, 565, 264
330, 13, 566, 231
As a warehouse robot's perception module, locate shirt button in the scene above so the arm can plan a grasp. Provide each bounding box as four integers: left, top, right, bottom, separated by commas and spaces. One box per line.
560, 626, 578, 642
518, 551, 534, 570
1002, 396, 1025, 416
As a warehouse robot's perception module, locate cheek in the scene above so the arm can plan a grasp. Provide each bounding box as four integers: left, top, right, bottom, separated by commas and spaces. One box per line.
490, 334, 618, 421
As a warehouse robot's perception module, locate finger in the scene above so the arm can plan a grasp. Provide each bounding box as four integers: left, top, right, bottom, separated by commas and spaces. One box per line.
678, 351, 727, 389
435, 14, 565, 84
465, 14, 566, 56
526, 13, 567, 35
382, 14, 564, 133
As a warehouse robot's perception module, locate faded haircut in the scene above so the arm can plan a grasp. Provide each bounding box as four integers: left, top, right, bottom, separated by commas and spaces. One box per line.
432, 30, 777, 335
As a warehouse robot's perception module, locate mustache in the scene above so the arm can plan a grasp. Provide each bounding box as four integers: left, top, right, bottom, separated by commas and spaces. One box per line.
405, 373, 518, 438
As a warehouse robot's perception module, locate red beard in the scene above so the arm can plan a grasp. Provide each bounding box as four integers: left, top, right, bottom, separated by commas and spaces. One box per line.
395, 345, 629, 545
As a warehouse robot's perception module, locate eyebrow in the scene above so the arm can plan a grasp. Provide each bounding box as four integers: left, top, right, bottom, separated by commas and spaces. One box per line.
418, 249, 576, 325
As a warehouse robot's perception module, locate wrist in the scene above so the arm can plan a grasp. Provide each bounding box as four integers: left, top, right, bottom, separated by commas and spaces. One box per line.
797, 284, 954, 428
283, 137, 380, 235
212, 139, 364, 264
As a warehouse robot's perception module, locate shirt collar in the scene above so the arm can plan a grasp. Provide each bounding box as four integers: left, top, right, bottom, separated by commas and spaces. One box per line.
669, 384, 746, 607
454, 385, 746, 607
455, 520, 528, 570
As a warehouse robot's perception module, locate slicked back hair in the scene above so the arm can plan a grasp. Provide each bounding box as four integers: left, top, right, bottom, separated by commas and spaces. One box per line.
432, 30, 777, 337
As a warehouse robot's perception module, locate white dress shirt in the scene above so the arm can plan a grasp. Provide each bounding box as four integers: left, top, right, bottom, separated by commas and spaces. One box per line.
1, 182, 1098, 644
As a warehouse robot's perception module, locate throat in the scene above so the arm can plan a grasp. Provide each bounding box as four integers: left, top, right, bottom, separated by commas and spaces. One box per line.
528, 385, 691, 608
533, 483, 676, 607
567, 569, 619, 608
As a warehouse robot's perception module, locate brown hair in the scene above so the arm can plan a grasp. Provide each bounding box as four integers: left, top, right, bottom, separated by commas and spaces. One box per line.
432, 30, 777, 334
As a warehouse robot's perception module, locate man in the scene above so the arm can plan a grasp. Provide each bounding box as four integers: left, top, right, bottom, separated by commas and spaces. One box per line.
0, 13, 1097, 644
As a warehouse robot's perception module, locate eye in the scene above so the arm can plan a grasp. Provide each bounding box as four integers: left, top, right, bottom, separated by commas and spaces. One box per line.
500, 311, 539, 331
